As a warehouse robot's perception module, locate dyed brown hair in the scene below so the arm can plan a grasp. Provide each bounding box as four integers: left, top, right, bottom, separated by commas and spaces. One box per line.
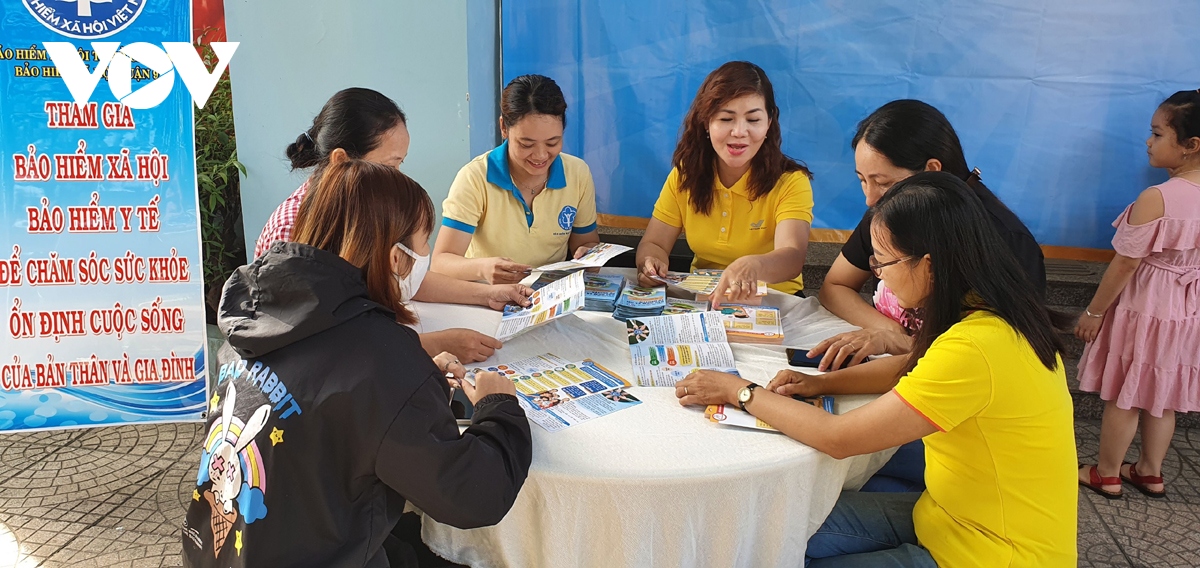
672, 61, 810, 215
292, 160, 434, 325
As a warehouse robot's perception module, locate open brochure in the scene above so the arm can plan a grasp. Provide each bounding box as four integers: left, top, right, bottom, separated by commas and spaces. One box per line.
497, 270, 585, 340
466, 353, 640, 432
535, 243, 632, 272
625, 312, 737, 386
716, 305, 784, 345
704, 396, 834, 431
653, 269, 767, 302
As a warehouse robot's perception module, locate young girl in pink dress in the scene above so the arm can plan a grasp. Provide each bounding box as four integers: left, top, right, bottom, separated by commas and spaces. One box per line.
1078, 90, 1200, 499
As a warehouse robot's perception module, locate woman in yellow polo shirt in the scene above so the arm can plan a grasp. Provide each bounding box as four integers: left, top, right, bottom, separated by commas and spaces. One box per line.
674, 172, 1077, 567
635, 61, 813, 301
433, 75, 600, 284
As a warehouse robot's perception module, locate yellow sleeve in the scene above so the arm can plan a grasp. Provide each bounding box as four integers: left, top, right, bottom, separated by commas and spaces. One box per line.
773, 170, 814, 224
892, 328, 993, 432
573, 160, 598, 232
441, 162, 486, 234
651, 168, 685, 228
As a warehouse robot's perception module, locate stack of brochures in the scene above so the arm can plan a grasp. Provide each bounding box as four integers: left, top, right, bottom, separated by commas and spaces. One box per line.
583, 273, 624, 312
612, 285, 666, 321
715, 305, 784, 345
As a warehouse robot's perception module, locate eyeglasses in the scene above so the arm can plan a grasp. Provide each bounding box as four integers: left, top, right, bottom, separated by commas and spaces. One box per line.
867, 254, 914, 278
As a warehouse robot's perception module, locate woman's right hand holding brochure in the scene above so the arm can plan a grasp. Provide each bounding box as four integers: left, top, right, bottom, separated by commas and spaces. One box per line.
637, 256, 669, 287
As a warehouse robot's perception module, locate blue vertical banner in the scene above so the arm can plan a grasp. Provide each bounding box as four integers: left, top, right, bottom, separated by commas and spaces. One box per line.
0, 0, 208, 431
501, 1, 1200, 249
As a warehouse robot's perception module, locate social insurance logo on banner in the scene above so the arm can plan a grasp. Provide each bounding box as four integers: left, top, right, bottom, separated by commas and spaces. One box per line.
1, 0, 229, 431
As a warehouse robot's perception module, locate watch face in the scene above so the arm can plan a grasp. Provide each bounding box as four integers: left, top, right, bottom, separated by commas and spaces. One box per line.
738, 387, 751, 403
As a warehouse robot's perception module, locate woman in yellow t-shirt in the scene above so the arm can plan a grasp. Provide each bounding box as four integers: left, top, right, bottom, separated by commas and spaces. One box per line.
675, 172, 1077, 567
634, 61, 814, 301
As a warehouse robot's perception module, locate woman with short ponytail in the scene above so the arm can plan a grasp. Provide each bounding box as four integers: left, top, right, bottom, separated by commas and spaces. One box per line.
254, 87, 533, 364
258, 87, 410, 259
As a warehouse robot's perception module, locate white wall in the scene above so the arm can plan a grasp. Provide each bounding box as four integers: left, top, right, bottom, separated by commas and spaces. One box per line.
225, 0, 496, 258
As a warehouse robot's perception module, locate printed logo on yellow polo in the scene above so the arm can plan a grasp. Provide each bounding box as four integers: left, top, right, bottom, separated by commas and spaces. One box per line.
749, 219, 765, 230
558, 206, 577, 231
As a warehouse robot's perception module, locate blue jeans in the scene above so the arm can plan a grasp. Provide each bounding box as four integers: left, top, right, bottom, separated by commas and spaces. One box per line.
861, 440, 926, 493
805, 491, 937, 567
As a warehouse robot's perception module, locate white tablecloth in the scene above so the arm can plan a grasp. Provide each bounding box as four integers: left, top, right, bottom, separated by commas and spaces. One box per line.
412, 269, 894, 568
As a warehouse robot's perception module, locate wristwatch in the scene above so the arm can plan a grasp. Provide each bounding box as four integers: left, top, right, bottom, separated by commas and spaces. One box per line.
737, 383, 760, 412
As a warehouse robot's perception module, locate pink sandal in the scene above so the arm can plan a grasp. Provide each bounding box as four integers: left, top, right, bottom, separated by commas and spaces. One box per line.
1079, 464, 1122, 499
1121, 461, 1166, 499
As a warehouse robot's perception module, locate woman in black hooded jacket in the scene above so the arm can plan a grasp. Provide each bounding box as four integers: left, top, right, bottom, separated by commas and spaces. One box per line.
183, 159, 532, 568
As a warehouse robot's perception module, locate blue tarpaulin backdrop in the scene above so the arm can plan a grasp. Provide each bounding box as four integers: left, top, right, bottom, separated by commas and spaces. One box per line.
501, 1, 1200, 249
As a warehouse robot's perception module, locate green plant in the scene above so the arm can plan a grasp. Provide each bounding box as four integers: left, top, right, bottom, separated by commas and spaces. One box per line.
194, 34, 246, 320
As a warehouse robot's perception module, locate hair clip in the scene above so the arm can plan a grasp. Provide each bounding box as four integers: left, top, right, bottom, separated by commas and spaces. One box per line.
302, 131, 314, 144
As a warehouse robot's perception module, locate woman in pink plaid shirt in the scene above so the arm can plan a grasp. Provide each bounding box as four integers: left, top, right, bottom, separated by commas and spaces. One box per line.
254, 88, 532, 363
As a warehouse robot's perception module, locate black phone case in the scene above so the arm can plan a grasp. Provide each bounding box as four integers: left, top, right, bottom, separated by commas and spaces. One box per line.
450, 387, 475, 420
786, 348, 853, 370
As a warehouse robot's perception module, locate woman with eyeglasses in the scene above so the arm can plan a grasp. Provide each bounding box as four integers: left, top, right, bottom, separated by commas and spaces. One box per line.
799, 101, 1048, 494
187, 159, 532, 568
255, 87, 530, 363
674, 172, 1076, 567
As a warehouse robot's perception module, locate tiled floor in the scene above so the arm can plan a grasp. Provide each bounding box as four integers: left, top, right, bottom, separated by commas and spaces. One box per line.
1, 419, 1198, 567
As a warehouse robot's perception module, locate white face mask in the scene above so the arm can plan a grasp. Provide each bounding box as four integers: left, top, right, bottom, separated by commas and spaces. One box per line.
394, 241, 430, 303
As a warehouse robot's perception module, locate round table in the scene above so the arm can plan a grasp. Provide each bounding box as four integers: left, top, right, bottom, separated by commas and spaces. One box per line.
411, 270, 895, 568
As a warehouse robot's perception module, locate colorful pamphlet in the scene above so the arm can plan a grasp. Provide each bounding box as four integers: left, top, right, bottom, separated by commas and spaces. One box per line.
652, 271, 722, 295
625, 312, 738, 386
466, 353, 640, 432
715, 305, 784, 345
653, 269, 768, 303
704, 404, 778, 431
583, 273, 625, 312
527, 270, 572, 290
662, 299, 710, 315
497, 271, 585, 340
535, 243, 632, 272
704, 395, 834, 431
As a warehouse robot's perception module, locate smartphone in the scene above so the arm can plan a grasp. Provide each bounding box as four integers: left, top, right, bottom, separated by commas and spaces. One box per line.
450, 386, 475, 421
786, 348, 853, 370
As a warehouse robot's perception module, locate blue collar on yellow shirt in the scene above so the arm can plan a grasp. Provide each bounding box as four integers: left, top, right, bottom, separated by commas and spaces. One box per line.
486, 140, 568, 227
